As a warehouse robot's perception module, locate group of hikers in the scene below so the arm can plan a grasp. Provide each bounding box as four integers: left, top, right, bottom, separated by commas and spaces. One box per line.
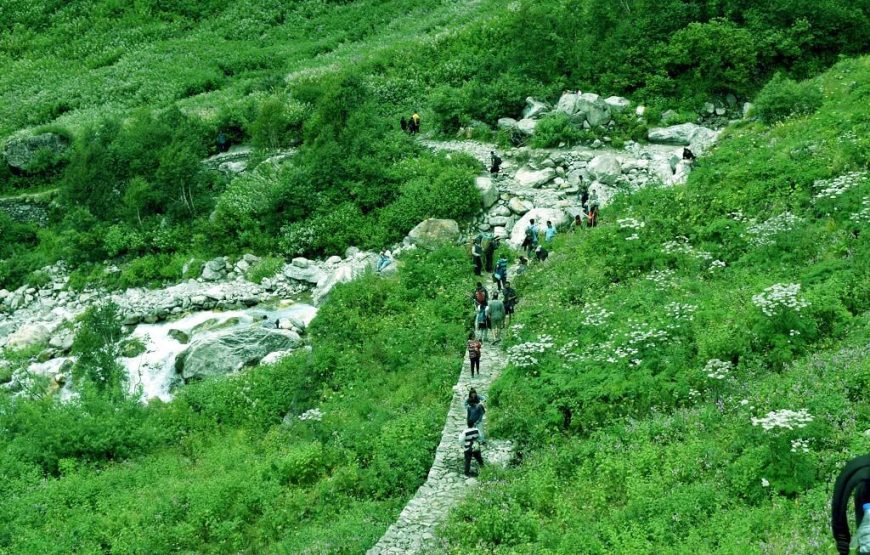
400, 113, 422, 134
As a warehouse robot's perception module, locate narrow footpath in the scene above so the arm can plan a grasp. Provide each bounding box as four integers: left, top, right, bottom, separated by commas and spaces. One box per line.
367, 342, 513, 554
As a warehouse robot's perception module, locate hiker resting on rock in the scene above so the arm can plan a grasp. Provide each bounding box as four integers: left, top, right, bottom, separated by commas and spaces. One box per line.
376, 249, 392, 272
682, 147, 695, 161
467, 332, 482, 377
490, 151, 502, 174
465, 388, 486, 442
460, 425, 484, 477
486, 292, 506, 342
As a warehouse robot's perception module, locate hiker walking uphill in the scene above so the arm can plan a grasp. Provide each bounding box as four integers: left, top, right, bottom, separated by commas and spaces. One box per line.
544, 220, 557, 242
465, 388, 486, 441
471, 238, 483, 276
503, 281, 517, 324
410, 112, 421, 134
490, 151, 502, 174
487, 292, 505, 342
467, 332, 482, 377
471, 282, 488, 310
493, 255, 508, 291
523, 219, 539, 258
460, 426, 484, 477
475, 303, 489, 342
483, 236, 497, 274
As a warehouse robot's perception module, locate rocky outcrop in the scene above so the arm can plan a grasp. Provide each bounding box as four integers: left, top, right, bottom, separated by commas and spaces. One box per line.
406, 219, 460, 249
475, 177, 498, 208
514, 166, 555, 188
648, 123, 719, 154
587, 154, 622, 185
3, 133, 68, 171
522, 97, 549, 119
176, 326, 302, 382
5, 323, 50, 351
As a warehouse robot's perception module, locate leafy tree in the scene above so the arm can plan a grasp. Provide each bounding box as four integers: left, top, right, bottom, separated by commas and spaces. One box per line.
71, 302, 128, 401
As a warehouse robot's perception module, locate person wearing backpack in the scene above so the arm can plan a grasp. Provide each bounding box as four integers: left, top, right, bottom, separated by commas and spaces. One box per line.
490, 151, 502, 174
411, 112, 421, 134
524, 219, 539, 257
486, 292, 506, 342
475, 303, 489, 342
471, 238, 483, 276
465, 388, 486, 441
493, 255, 508, 290
460, 426, 484, 477
467, 332, 482, 377
483, 237, 497, 274
472, 282, 488, 310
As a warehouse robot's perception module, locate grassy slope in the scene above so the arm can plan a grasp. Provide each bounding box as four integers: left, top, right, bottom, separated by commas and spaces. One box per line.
438, 57, 870, 553
0, 248, 481, 554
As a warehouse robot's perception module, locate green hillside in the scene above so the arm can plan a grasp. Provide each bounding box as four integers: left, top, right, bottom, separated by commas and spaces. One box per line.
1, 1, 869, 553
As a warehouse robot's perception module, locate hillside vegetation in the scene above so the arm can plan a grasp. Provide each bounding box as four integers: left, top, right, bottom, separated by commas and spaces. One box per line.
438, 55, 870, 553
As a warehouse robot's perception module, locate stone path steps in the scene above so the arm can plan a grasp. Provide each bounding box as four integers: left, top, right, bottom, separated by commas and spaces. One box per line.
367, 343, 512, 555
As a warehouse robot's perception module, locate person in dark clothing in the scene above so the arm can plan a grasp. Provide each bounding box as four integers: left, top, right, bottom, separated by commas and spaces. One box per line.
460, 426, 484, 476
580, 186, 589, 213
217, 131, 229, 153
502, 281, 517, 324
467, 332, 482, 376
682, 147, 695, 161
831, 455, 870, 554
400, 116, 408, 133
493, 255, 508, 290
465, 388, 486, 441
490, 151, 502, 174
472, 282, 489, 309
483, 237, 497, 274
572, 214, 583, 232
535, 245, 549, 262
471, 238, 483, 276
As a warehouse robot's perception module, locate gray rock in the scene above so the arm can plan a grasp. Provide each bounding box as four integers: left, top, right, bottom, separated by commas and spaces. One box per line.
514, 166, 555, 188
515, 118, 537, 135
475, 176, 498, 209
176, 326, 303, 382
345, 246, 361, 258
648, 123, 719, 154
661, 109, 680, 124
487, 216, 510, 227
742, 102, 753, 118
497, 118, 518, 131
576, 92, 611, 126
406, 219, 460, 249
508, 197, 533, 215
604, 96, 631, 112
6, 323, 51, 350
168, 329, 190, 344
587, 155, 622, 185
291, 257, 310, 268
201, 258, 226, 281
491, 204, 511, 217
48, 330, 74, 352
522, 97, 549, 119
703, 102, 716, 114
325, 255, 342, 265
3, 133, 68, 170
554, 92, 579, 115
284, 264, 327, 284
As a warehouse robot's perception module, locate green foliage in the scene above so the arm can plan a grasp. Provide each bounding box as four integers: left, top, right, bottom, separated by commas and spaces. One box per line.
245, 255, 284, 283
528, 113, 585, 148
753, 73, 823, 123
70, 302, 128, 399
250, 95, 306, 149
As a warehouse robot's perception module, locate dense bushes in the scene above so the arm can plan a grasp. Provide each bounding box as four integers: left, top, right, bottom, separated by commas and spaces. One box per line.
752, 73, 823, 123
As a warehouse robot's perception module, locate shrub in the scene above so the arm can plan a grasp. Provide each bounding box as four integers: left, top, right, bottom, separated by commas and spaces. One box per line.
753, 73, 823, 124
529, 113, 585, 148
246, 256, 284, 283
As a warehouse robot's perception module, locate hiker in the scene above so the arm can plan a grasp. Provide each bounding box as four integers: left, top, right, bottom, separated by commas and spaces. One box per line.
523, 219, 539, 258
580, 185, 589, 212
493, 254, 508, 290
572, 214, 583, 232
587, 191, 600, 228
471, 237, 483, 276
483, 236, 497, 273
465, 388, 486, 441
376, 249, 392, 272
515, 256, 529, 277
472, 281, 489, 310
217, 131, 229, 153
460, 426, 484, 477
535, 245, 549, 262
490, 151, 502, 174
545, 220, 557, 242
400, 116, 408, 133
467, 332, 482, 377
487, 292, 506, 342
503, 281, 517, 324
475, 303, 489, 342
411, 112, 421, 134
682, 147, 695, 161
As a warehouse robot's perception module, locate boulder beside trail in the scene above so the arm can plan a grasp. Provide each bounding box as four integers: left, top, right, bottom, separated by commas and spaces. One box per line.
3, 133, 68, 170
406, 219, 460, 249
575, 93, 611, 127
6, 323, 51, 351
587, 154, 622, 186
514, 167, 555, 188
647, 123, 719, 154
475, 177, 499, 209
522, 97, 550, 119
509, 208, 569, 248
176, 326, 302, 382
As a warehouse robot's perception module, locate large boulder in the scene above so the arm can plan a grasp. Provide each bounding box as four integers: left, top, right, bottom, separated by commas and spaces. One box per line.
3, 133, 68, 171
604, 96, 631, 113
176, 326, 302, 382
522, 97, 550, 119
554, 92, 579, 115
509, 208, 569, 248
284, 264, 327, 284
514, 166, 555, 188
475, 176, 498, 209
497, 118, 518, 131
5, 323, 51, 351
648, 123, 719, 154
201, 258, 227, 281
515, 118, 537, 135
312, 254, 378, 305
575, 93, 611, 127
587, 155, 622, 186
406, 219, 460, 250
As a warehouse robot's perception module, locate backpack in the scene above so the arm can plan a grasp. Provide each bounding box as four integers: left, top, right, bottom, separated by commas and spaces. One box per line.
475, 289, 486, 304
525, 225, 535, 240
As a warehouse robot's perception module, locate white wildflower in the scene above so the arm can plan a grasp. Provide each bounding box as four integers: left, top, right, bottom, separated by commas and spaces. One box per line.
751, 408, 813, 432
745, 212, 800, 247
761, 478, 770, 487
704, 359, 732, 380
790, 438, 811, 453
582, 303, 613, 327
299, 408, 324, 422
812, 171, 867, 201
751, 283, 809, 317
618, 217, 646, 231
507, 335, 554, 368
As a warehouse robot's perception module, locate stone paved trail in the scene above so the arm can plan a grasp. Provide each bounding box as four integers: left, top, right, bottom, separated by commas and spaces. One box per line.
367, 342, 512, 555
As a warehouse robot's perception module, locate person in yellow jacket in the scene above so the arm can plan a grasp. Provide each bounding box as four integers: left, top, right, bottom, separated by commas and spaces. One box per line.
410, 112, 421, 134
